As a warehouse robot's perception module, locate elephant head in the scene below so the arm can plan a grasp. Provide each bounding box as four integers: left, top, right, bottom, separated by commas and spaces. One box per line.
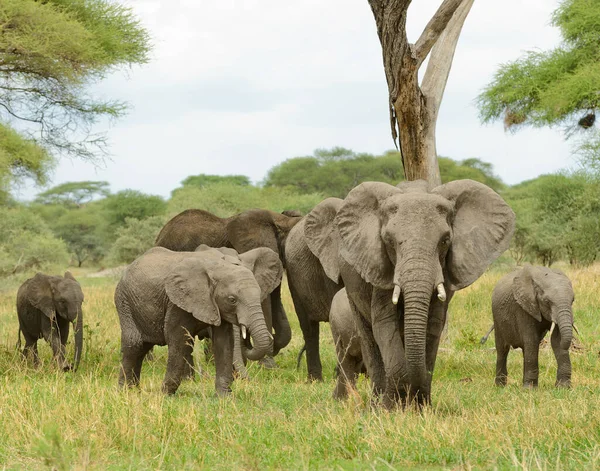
28, 272, 84, 371
514, 265, 574, 350
166, 246, 283, 361
307, 179, 515, 398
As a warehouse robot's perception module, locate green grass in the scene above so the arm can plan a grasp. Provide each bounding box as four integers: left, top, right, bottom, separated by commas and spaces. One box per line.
1, 265, 599, 470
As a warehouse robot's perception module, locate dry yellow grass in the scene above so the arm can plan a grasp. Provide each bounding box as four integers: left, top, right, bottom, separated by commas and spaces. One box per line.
0, 264, 598, 470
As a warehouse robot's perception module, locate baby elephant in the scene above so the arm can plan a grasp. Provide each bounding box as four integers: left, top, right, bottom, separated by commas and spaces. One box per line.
330, 288, 366, 399
17, 272, 84, 371
115, 245, 282, 396
492, 265, 574, 388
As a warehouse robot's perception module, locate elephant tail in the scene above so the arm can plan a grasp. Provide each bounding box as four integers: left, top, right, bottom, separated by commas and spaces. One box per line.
480, 324, 495, 345
16, 326, 22, 351
296, 344, 306, 370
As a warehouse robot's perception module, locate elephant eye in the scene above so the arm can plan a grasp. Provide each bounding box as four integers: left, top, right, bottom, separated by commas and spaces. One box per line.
441, 237, 451, 247
227, 296, 237, 305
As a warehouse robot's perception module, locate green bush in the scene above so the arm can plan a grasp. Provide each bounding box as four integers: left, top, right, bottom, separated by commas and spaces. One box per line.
108, 216, 167, 264
168, 183, 323, 218
0, 207, 69, 276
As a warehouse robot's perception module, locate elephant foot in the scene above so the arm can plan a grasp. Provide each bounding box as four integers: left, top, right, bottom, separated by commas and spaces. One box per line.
556, 379, 571, 388
258, 356, 278, 369
494, 377, 507, 387
307, 372, 323, 382
522, 381, 538, 389
215, 387, 232, 397
233, 365, 250, 380
161, 381, 180, 395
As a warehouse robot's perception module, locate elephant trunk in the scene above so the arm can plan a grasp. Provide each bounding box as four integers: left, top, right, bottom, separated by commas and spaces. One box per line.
73, 306, 83, 372
556, 308, 573, 351
397, 261, 436, 404
239, 304, 273, 362
271, 286, 292, 356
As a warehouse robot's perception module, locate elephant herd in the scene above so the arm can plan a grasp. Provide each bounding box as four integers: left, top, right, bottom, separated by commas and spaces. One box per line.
13, 178, 579, 408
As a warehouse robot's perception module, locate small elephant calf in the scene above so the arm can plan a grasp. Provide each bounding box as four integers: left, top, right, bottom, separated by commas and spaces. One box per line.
330, 288, 366, 399
491, 265, 574, 388
17, 272, 84, 372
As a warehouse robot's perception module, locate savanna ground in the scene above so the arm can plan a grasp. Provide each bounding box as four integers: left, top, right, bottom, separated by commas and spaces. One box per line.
0, 263, 599, 470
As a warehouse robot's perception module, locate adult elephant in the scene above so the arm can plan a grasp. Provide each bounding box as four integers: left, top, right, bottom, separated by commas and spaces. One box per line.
155, 208, 301, 358
285, 198, 344, 381
298, 179, 515, 407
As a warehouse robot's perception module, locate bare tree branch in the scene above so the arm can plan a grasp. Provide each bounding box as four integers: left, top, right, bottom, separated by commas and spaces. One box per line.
421, 0, 475, 115
414, 0, 466, 67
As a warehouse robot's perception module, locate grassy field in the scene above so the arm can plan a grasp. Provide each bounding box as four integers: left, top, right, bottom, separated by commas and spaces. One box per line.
0, 264, 599, 470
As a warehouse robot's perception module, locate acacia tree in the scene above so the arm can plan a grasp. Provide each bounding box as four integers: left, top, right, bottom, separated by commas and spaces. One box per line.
0, 0, 151, 193
477, 0, 600, 167
368, 0, 474, 185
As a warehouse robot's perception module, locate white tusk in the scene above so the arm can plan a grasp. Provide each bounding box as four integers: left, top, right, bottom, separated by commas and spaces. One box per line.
392, 285, 401, 305
549, 322, 556, 338
573, 323, 581, 337
437, 283, 446, 302
241, 325, 247, 340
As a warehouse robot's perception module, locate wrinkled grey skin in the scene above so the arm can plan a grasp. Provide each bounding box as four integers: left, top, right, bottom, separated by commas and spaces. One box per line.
492, 265, 574, 388
294, 180, 515, 408
17, 272, 84, 372
330, 288, 366, 399
155, 208, 301, 359
114, 245, 282, 395
285, 198, 344, 381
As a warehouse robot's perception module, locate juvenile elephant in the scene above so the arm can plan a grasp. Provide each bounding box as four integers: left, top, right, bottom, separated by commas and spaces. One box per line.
155, 208, 301, 359
330, 288, 366, 400
115, 245, 282, 395
297, 179, 514, 407
491, 265, 574, 388
17, 272, 84, 372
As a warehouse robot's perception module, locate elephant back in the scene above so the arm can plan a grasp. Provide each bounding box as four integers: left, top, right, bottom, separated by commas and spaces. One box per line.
155, 209, 230, 251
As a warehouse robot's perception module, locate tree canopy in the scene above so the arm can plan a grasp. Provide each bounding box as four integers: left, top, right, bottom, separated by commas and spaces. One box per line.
35, 181, 110, 207
0, 0, 151, 194
477, 0, 600, 160
264, 148, 503, 198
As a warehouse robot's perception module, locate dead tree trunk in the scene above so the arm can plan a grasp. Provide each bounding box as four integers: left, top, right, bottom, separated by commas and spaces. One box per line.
368, 0, 475, 186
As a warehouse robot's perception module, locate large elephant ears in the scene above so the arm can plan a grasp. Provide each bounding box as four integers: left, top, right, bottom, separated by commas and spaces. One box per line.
304, 197, 344, 283
335, 182, 401, 289
433, 179, 516, 290
165, 258, 221, 326
28, 273, 56, 321
513, 265, 541, 321
238, 247, 283, 301
226, 209, 280, 255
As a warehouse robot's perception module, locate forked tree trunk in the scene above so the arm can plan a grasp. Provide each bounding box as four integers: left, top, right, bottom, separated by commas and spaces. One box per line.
368, 0, 475, 186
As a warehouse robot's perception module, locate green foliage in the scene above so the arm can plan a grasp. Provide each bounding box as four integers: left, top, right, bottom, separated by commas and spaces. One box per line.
168, 183, 323, 218
0, 0, 151, 191
177, 174, 251, 192
53, 208, 107, 266
504, 172, 600, 266
0, 122, 54, 195
477, 0, 600, 160
265, 148, 504, 197
102, 190, 167, 230
0, 206, 69, 275
35, 181, 110, 207
108, 216, 166, 264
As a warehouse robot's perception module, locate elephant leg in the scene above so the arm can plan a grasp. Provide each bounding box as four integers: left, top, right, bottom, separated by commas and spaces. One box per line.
333, 341, 361, 400
212, 322, 234, 396
57, 319, 72, 371
257, 296, 277, 368
288, 280, 323, 381
522, 341, 540, 388
348, 297, 385, 400
183, 335, 196, 380
22, 334, 40, 367
45, 323, 68, 371
270, 286, 292, 356
424, 297, 450, 398
119, 341, 153, 388
551, 327, 571, 388
493, 326, 509, 386
232, 325, 249, 380
371, 289, 408, 409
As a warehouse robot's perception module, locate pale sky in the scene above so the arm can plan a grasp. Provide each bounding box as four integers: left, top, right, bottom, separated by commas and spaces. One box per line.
17, 0, 571, 200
